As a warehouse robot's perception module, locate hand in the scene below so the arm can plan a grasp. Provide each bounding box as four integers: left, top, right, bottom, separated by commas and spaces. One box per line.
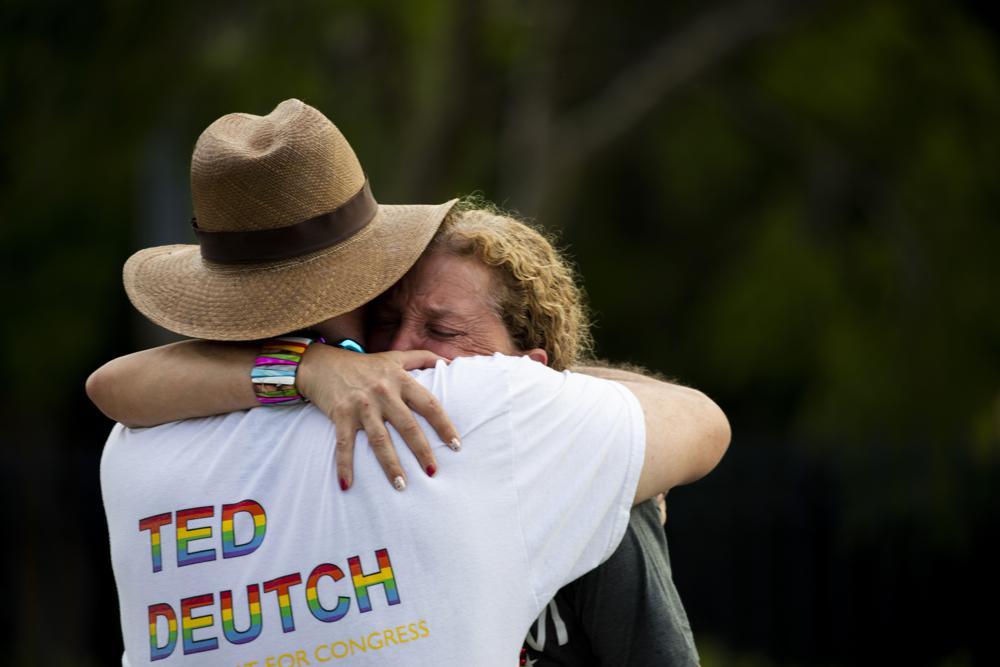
297, 344, 461, 491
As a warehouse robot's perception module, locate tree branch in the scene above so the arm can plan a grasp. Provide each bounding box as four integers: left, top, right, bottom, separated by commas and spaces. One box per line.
551, 0, 807, 172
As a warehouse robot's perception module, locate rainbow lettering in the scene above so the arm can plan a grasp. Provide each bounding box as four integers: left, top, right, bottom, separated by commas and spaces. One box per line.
306, 563, 351, 622
220, 585, 263, 645
176, 506, 216, 567
148, 603, 177, 661
348, 549, 401, 613
263, 573, 302, 633
180, 593, 218, 655
134, 500, 408, 653
221, 500, 267, 559
138, 513, 171, 573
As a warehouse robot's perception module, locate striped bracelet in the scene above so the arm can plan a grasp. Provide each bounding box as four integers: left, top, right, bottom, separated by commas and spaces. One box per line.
250, 335, 324, 406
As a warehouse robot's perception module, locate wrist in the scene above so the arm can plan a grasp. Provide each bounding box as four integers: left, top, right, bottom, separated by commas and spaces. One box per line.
297, 341, 333, 401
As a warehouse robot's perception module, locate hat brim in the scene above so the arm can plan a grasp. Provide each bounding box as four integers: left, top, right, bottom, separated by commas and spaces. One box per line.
123, 200, 458, 340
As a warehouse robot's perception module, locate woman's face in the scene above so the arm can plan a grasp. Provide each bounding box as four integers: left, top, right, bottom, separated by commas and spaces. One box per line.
367, 251, 522, 360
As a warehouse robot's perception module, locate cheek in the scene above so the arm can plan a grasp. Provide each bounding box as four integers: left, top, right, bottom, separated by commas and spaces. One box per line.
449, 333, 511, 359
482, 323, 521, 357
423, 340, 462, 360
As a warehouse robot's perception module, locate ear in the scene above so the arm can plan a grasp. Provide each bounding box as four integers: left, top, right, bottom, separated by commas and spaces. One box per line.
524, 348, 549, 366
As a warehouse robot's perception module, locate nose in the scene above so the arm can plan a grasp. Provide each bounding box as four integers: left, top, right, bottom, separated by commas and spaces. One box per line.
388, 322, 422, 352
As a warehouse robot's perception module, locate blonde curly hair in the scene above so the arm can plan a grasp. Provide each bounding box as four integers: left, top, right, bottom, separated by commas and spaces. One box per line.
428, 202, 593, 371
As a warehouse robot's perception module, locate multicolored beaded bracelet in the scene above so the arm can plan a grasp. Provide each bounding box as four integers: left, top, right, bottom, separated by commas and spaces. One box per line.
251, 335, 367, 406
251, 335, 322, 406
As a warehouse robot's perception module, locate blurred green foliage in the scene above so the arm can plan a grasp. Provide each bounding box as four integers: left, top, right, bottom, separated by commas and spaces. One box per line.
1, 0, 997, 664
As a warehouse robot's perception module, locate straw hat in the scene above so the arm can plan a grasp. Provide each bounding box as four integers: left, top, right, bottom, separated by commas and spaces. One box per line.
124, 99, 457, 340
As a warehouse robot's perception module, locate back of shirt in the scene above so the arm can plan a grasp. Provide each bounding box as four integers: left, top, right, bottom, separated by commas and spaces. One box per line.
101, 354, 644, 666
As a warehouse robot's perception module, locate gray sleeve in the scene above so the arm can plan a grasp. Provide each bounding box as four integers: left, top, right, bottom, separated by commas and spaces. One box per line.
528, 500, 700, 666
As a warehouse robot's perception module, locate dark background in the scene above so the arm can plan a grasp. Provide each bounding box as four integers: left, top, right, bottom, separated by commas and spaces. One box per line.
2, 1, 997, 664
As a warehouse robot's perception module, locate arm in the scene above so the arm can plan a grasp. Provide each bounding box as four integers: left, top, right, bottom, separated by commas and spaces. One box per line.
86, 340, 461, 488
574, 364, 731, 503
86, 340, 258, 426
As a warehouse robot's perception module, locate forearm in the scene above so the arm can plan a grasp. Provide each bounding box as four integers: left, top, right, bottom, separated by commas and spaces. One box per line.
575, 362, 731, 502
86, 340, 258, 427
87, 340, 458, 489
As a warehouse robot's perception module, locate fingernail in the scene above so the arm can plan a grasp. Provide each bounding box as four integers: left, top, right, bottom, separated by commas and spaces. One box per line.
448, 437, 462, 452
339, 477, 350, 492
393, 476, 406, 491
425, 463, 436, 477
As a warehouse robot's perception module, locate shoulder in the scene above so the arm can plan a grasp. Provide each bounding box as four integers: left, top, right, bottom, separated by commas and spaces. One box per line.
412, 353, 631, 407
102, 407, 325, 458
414, 352, 553, 380
419, 353, 627, 392
408, 353, 552, 401
408, 354, 642, 438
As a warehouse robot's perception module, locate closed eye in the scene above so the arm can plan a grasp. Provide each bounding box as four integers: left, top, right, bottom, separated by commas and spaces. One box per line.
429, 328, 461, 340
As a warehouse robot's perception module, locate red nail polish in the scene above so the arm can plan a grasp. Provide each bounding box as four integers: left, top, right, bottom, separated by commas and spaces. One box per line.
339, 477, 349, 491
425, 464, 436, 477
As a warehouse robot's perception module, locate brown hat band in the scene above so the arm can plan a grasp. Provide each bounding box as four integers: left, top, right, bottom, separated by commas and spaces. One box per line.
192, 179, 378, 264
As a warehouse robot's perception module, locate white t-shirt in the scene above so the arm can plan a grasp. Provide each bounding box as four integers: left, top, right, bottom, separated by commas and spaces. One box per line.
102, 354, 645, 666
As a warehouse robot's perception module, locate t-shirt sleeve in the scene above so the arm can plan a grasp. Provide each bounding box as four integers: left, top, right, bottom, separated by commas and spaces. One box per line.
505, 355, 646, 609
569, 501, 700, 665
